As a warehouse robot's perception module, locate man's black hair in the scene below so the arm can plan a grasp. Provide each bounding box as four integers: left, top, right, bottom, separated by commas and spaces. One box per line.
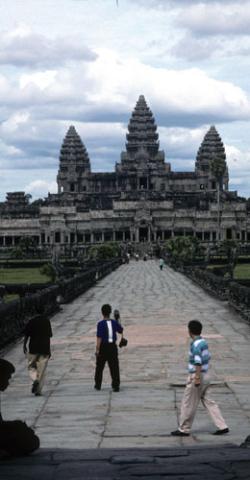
188, 320, 202, 335
101, 304, 112, 317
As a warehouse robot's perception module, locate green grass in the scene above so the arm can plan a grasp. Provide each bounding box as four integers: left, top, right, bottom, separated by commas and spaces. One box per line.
234, 264, 250, 280
4, 294, 19, 303
208, 263, 250, 280
0, 268, 50, 284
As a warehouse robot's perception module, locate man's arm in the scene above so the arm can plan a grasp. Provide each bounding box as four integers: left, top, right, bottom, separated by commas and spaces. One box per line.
194, 364, 201, 386
96, 337, 102, 356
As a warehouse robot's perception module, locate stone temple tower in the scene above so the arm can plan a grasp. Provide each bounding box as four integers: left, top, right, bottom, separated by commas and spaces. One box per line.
116, 95, 169, 190
57, 126, 91, 194
195, 125, 229, 191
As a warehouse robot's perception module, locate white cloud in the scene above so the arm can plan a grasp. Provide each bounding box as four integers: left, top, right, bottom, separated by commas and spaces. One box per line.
1, 112, 30, 133
24, 179, 57, 196
85, 50, 250, 125
20, 71, 57, 90
0, 26, 97, 68
179, 3, 250, 36
159, 126, 207, 159
1, 49, 249, 126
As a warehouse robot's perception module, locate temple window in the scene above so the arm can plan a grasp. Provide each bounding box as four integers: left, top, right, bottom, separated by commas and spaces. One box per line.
139, 177, 148, 189
55, 231, 61, 243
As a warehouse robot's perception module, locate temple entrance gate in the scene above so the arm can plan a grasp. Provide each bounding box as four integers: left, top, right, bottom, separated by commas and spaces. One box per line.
139, 226, 148, 242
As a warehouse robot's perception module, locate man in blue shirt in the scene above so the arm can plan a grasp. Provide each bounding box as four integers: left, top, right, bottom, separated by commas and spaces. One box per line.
171, 320, 229, 437
94, 304, 124, 392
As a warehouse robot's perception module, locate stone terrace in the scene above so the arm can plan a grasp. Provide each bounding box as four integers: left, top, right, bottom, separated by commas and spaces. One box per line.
1, 259, 250, 478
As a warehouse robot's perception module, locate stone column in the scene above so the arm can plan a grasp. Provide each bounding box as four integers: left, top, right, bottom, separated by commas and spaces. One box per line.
90, 232, 94, 244
136, 228, 139, 243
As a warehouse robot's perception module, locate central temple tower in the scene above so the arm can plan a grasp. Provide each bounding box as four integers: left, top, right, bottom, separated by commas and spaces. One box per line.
116, 95, 170, 190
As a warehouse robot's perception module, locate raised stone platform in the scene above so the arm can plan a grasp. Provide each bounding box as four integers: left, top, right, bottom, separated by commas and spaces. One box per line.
1, 260, 250, 477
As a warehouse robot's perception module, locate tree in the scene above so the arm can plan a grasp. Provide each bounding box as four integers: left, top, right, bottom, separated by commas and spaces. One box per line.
40, 263, 57, 283
220, 239, 238, 280
165, 236, 200, 266
210, 157, 227, 241
89, 242, 120, 260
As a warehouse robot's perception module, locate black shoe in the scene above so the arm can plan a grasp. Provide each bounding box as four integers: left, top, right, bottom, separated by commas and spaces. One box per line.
35, 391, 42, 396
94, 385, 101, 391
31, 380, 39, 394
171, 429, 190, 437
213, 428, 229, 435
113, 387, 120, 392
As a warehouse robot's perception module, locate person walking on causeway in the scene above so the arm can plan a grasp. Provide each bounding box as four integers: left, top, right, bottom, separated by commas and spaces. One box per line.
23, 303, 53, 396
94, 304, 124, 392
171, 319, 229, 437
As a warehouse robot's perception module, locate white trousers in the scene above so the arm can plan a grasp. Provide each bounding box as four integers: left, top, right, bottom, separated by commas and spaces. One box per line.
179, 373, 228, 433
28, 354, 49, 394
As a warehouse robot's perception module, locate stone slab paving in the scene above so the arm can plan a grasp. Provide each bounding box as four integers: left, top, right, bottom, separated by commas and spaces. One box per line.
1, 259, 250, 478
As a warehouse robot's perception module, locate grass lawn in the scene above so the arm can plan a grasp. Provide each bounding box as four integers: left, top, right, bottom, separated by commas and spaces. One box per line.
234, 264, 250, 279
208, 263, 250, 279
0, 268, 50, 284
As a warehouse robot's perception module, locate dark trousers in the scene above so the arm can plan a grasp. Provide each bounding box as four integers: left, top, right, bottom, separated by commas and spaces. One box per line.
94, 343, 120, 389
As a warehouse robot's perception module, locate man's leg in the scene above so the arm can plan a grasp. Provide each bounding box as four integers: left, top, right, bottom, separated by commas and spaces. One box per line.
94, 351, 106, 390
178, 375, 201, 433
108, 345, 120, 391
36, 355, 49, 394
201, 384, 228, 431
28, 354, 38, 382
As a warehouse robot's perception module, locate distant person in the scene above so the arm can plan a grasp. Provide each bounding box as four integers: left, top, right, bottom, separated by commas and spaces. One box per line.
23, 304, 53, 396
0, 358, 39, 457
159, 258, 164, 270
94, 304, 124, 392
171, 320, 229, 437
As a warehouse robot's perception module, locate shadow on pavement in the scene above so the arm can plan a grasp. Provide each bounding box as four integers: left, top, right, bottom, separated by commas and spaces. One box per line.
1, 445, 250, 479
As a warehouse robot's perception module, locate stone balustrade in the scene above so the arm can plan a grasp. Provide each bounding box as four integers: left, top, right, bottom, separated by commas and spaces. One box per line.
0, 258, 121, 350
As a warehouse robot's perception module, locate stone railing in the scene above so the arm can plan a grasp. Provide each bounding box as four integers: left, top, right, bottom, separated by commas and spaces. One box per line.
0, 258, 121, 349
0, 285, 59, 350
59, 258, 121, 303
228, 282, 250, 322
184, 266, 229, 300
173, 263, 250, 323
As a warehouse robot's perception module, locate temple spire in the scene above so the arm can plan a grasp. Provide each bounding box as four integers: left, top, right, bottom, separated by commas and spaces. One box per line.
195, 126, 226, 173
57, 125, 91, 194
126, 95, 159, 156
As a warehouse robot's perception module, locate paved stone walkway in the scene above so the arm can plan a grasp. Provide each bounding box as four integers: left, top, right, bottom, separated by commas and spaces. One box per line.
1, 260, 250, 478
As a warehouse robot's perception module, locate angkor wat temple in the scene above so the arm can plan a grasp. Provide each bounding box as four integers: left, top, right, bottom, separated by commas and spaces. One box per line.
0, 95, 249, 250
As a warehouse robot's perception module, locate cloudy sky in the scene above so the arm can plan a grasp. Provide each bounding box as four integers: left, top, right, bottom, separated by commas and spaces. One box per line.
1, 0, 250, 200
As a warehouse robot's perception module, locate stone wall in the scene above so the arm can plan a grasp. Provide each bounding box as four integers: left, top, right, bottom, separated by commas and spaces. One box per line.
182, 265, 250, 323
0, 258, 121, 350
0, 285, 59, 350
